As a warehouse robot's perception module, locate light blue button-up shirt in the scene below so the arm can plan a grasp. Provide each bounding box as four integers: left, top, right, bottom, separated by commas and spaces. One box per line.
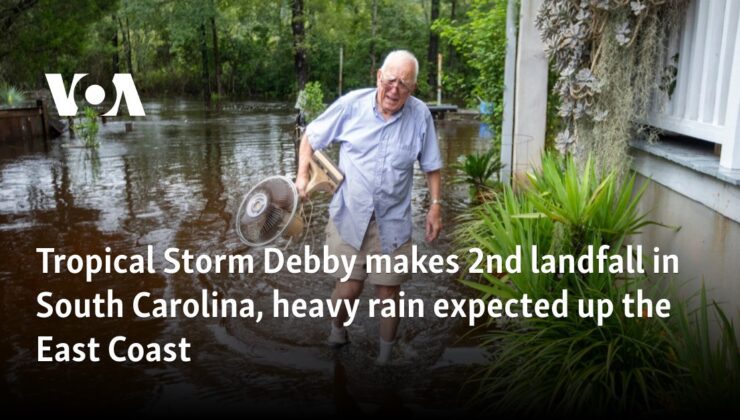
306, 88, 442, 254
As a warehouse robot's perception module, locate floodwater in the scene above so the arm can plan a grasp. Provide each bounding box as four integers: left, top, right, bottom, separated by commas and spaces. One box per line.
0, 99, 493, 415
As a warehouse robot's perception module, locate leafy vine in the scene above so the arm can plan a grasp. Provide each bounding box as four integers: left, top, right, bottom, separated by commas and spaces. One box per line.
536, 0, 687, 172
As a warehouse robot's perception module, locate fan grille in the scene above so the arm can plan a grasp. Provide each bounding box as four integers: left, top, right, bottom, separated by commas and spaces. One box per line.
236, 176, 299, 246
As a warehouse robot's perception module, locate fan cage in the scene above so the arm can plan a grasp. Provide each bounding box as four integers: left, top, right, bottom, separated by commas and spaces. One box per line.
235, 175, 299, 246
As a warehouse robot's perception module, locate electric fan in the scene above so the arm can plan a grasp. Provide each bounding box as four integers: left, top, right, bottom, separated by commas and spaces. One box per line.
235, 150, 343, 246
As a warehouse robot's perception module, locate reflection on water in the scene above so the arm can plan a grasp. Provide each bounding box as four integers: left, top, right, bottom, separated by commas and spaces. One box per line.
0, 99, 492, 414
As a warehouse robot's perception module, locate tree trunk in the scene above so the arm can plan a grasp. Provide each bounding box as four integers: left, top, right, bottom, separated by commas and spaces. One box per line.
370, 0, 377, 83
447, 0, 457, 71
125, 17, 133, 75
112, 15, 119, 73
200, 21, 211, 106
291, 0, 307, 90
118, 16, 134, 76
427, 0, 440, 89
210, 5, 222, 98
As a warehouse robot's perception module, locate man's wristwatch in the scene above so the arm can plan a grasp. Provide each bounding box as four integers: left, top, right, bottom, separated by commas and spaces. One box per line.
431, 198, 442, 206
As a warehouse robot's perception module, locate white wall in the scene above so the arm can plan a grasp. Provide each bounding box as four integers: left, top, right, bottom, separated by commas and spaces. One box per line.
631, 152, 740, 317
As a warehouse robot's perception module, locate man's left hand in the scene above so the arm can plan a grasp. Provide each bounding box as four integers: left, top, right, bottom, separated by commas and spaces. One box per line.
425, 205, 442, 242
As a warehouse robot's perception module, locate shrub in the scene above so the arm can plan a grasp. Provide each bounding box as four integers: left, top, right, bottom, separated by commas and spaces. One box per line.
295, 81, 326, 124
78, 106, 100, 148
0, 83, 26, 106
665, 286, 740, 414
451, 148, 503, 204
474, 274, 679, 415
454, 153, 681, 415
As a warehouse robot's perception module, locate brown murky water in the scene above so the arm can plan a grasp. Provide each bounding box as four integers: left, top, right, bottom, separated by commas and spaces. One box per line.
0, 99, 493, 415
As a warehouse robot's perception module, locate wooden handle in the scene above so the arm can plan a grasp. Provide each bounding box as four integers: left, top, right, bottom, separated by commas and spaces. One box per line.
306, 150, 343, 194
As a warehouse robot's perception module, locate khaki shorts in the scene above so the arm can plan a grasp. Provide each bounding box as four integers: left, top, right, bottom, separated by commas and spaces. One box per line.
325, 217, 412, 286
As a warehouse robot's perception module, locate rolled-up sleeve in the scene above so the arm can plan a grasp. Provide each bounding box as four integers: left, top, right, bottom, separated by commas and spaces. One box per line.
305, 99, 346, 151
418, 111, 443, 172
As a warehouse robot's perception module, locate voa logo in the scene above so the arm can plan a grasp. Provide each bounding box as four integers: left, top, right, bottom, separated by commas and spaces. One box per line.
45, 73, 145, 117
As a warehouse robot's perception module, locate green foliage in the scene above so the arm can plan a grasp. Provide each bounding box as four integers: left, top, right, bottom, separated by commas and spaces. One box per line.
456, 185, 554, 299
0, 84, 26, 105
455, 154, 653, 299
453, 153, 683, 414
295, 81, 326, 124
536, 0, 688, 173
475, 278, 679, 415
2, 1, 489, 104
452, 148, 503, 203
433, 0, 507, 130
0, 0, 117, 87
659, 53, 679, 99
78, 106, 100, 148
455, 153, 739, 414
526, 154, 653, 247
306, 0, 431, 98
544, 63, 563, 150
666, 286, 740, 413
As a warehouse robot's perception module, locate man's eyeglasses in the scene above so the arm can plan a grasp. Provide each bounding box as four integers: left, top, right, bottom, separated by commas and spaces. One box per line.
380, 72, 413, 94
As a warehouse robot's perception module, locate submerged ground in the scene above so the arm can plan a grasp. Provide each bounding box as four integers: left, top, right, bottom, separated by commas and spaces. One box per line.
0, 99, 493, 415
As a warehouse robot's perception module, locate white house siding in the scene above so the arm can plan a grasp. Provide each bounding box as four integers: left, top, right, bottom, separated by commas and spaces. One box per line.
648, 0, 740, 170
631, 147, 740, 320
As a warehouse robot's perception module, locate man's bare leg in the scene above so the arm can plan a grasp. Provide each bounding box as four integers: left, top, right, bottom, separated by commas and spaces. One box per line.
328, 279, 364, 346
375, 285, 400, 340
331, 279, 364, 327
375, 285, 400, 364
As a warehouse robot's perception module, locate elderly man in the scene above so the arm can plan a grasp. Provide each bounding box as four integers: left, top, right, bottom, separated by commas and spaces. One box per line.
295, 50, 442, 365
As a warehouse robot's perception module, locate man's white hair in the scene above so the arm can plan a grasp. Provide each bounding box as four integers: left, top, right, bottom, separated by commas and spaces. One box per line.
381, 50, 419, 83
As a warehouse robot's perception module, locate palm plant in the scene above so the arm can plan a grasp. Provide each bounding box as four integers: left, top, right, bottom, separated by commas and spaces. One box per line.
455, 153, 656, 299
0, 83, 26, 106
455, 186, 554, 299
452, 148, 504, 203
526, 154, 656, 247
453, 153, 680, 415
